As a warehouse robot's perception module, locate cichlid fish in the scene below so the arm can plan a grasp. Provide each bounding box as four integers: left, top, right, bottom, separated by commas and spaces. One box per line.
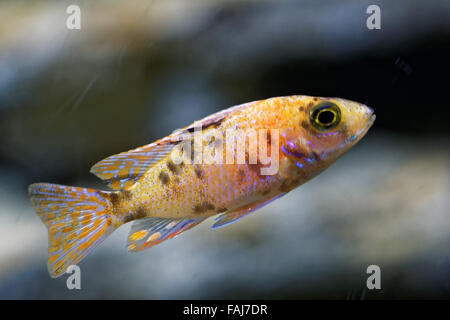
29, 95, 375, 277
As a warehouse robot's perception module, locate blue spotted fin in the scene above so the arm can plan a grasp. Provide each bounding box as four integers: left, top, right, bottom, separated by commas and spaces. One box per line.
212, 193, 286, 229
28, 183, 119, 278
90, 142, 176, 190
127, 217, 206, 252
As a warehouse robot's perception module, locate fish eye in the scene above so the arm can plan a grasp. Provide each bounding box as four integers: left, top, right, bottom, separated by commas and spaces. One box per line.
310, 102, 341, 130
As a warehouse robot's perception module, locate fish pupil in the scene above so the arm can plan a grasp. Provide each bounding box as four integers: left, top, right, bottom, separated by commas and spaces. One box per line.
318, 110, 335, 125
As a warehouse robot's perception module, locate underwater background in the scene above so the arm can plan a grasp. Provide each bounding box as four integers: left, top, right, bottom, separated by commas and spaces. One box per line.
0, 0, 448, 299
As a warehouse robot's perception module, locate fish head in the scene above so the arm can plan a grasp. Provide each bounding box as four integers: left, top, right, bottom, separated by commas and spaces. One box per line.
281, 96, 375, 171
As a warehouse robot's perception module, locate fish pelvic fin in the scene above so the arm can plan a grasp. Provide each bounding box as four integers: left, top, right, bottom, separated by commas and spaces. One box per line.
212, 193, 286, 229
28, 183, 121, 278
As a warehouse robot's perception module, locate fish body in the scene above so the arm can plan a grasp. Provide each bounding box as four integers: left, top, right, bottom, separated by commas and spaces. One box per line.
29, 95, 375, 277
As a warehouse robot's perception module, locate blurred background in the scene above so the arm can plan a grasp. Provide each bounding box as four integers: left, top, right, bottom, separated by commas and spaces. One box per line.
0, 0, 449, 299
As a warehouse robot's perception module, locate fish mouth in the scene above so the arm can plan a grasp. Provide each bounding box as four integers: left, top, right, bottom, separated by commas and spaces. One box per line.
367, 112, 376, 128
349, 107, 375, 144
359, 108, 376, 138
367, 108, 376, 128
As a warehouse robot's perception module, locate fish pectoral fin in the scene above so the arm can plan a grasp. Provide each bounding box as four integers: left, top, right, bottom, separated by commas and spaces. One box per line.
127, 217, 205, 252
90, 141, 177, 191
211, 193, 286, 230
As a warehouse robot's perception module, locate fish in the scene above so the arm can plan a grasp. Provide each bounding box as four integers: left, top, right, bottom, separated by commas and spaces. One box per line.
28, 95, 375, 278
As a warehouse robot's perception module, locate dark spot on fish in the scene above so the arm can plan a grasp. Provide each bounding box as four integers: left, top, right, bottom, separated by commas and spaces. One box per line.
167, 160, 179, 175
123, 215, 134, 223
279, 180, 293, 193
123, 190, 133, 200
298, 106, 305, 112
109, 192, 121, 207
313, 97, 319, 101
190, 139, 197, 163
159, 171, 169, 185
203, 118, 225, 130
194, 165, 203, 179
249, 163, 262, 175
217, 207, 228, 213
123, 206, 147, 223
266, 132, 272, 146
311, 151, 320, 161
301, 120, 310, 130
135, 206, 147, 219
261, 189, 271, 196
193, 202, 215, 214
238, 169, 246, 182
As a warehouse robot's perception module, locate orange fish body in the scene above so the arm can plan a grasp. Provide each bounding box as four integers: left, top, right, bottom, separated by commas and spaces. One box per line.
29, 95, 375, 277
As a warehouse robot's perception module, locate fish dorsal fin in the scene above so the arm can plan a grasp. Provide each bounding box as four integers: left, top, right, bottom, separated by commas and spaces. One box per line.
172, 100, 252, 135
212, 193, 286, 229
90, 141, 177, 190
127, 217, 205, 252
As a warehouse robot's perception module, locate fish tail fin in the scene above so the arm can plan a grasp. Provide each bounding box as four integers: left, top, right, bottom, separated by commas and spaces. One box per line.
28, 183, 121, 278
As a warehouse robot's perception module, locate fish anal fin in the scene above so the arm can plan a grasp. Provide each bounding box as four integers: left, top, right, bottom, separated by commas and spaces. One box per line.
127, 217, 205, 252
212, 193, 286, 229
